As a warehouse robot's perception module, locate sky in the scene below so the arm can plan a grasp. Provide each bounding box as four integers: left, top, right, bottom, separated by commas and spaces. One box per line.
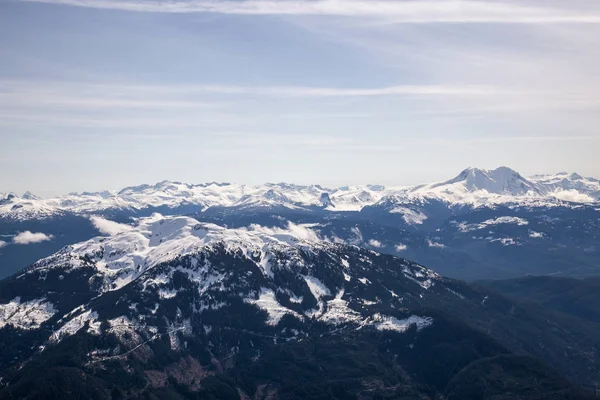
2, 0, 600, 197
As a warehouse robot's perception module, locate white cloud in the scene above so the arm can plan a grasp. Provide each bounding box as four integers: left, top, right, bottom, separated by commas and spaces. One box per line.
13, 231, 53, 245
90, 216, 134, 236
550, 189, 595, 203
22, 0, 600, 24
195, 84, 500, 97
0, 240, 6, 248
427, 239, 446, 249
350, 226, 363, 243
529, 231, 544, 239
395, 244, 407, 252
0, 80, 503, 102
247, 222, 321, 242
368, 239, 382, 248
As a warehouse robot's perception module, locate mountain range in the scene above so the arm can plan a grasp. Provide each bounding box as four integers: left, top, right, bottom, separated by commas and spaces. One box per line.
1, 167, 599, 281
1, 214, 598, 399
1, 167, 600, 221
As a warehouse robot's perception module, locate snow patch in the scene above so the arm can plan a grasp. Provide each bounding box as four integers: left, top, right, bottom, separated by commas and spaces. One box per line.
390, 206, 427, 225
245, 288, 302, 326
369, 314, 433, 333
319, 290, 362, 325
51, 310, 101, 342
0, 297, 56, 330
303, 275, 331, 301
158, 288, 179, 299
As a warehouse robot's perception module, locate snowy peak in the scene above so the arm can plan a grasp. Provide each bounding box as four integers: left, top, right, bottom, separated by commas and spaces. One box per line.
396, 166, 552, 205
434, 166, 539, 196
27, 214, 325, 293
530, 171, 600, 203
2, 168, 599, 221
13, 213, 444, 347
21, 191, 40, 200
319, 192, 334, 208
0, 193, 18, 205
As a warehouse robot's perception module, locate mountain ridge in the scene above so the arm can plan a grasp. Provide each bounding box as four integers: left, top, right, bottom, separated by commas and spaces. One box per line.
0, 214, 598, 398
2, 167, 599, 222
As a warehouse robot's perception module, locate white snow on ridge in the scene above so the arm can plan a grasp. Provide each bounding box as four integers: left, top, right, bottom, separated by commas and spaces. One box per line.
50, 310, 102, 343
0, 297, 56, 330
327, 185, 391, 211
1, 182, 391, 221
25, 214, 327, 294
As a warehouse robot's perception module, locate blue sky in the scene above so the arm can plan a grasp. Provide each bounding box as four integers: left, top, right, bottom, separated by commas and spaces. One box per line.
2, 0, 600, 196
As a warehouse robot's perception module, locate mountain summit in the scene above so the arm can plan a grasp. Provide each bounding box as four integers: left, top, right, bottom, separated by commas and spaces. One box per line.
416, 166, 540, 198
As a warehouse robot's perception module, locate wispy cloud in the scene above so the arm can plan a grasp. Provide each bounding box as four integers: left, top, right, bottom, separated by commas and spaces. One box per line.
90, 216, 133, 235
20, 0, 600, 23
424, 136, 600, 147
186, 84, 503, 97
246, 222, 321, 242
0, 80, 505, 100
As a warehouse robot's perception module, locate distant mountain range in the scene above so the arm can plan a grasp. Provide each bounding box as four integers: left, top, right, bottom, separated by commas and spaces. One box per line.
1, 167, 599, 221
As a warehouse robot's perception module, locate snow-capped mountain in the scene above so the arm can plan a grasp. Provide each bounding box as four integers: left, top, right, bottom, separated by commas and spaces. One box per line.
0, 214, 598, 398
1, 167, 598, 222
12, 214, 441, 328
410, 167, 541, 202
2, 167, 599, 282
326, 184, 390, 211
0, 182, 381, 221
531, 172, 600, 203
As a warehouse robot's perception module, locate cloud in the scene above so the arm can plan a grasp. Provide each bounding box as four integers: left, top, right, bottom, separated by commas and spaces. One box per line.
0, 80, 503, 101
90, 216, 134, 235
21, 0, 600, 24
189, 84, 501, 97
247, 222, 321, 242
0, 240, 6, 248
12, 231, 53, 245
395, 244, 407, 252
368, 239, 382, 248
427, 239, 445, 249
550, 189, 595, 203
